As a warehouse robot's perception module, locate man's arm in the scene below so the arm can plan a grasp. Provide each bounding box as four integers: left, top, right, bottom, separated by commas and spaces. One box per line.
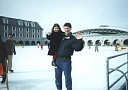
73, 32, 85, 51
13, 41, 16, 55
72, 36, 85, 51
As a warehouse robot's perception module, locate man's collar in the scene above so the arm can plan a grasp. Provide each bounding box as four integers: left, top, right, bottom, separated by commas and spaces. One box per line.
63, 33, 72, 39
64, 36, 70, 39
64, 32, 72, 37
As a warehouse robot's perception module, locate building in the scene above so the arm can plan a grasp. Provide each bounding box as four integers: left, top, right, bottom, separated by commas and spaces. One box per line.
73, 25, 128, 46
0, 16, 43, 45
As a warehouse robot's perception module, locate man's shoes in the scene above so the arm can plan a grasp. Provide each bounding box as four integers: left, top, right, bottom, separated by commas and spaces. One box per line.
1, 76, 6, 84
51, 61, 57, 67
9, 70, 14, 73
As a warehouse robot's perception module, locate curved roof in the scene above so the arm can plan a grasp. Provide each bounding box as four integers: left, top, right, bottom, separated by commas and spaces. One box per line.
76, 26, 128, 35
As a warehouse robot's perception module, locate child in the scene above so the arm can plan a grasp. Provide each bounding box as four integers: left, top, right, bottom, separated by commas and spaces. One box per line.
46, 23, 63, 67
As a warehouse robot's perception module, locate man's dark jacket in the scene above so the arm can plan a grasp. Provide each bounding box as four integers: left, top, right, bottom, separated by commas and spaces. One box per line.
0, 41, 8, 63
0, 41, 8, 73
57, 34, 84, 57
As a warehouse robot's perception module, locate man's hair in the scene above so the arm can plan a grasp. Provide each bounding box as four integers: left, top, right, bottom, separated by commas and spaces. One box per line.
8, 33, 13, 36
64, 23, 72, 28
8, 33, 13, 38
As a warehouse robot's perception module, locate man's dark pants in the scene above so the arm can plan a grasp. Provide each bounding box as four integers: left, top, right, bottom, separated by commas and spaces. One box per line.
55, 60, 72, 90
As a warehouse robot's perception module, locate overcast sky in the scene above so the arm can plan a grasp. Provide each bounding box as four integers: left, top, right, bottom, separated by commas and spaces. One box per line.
0, 0, 128, 35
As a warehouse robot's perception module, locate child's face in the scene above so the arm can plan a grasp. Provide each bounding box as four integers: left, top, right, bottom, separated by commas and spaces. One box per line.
53, 26, 60, 32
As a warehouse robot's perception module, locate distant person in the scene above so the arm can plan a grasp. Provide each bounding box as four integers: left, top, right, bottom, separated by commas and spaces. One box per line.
88, 43, 91, 49
46, 23, 63, 67
95, 43, 99, 52
89, 45, 91, 49
115, 43, 120, 51
37, 43, 40, 48
22, 42, 25, 48
40, 43, 43, 50
5, 34, 16, 72
0, 35, 8, 83
54, 23, 84, 90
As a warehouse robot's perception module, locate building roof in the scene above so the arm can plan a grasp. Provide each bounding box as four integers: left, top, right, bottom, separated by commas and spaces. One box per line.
74, 26, 128, 35
0, 16, 43, 30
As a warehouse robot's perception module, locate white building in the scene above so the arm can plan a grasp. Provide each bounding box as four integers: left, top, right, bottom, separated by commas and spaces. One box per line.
73, 26, 128, 46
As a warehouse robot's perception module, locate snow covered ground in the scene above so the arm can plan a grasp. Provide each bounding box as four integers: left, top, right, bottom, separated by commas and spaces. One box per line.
0, 46, 128, 90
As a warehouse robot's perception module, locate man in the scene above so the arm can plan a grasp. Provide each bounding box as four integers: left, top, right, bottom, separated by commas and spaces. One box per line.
5, 34, 16, 72
0, 35, 8, 83
55, 23, 84, 90
95, 43, 99, 52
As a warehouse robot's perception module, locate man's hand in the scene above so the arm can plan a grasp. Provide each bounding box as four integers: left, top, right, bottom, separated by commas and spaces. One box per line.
76, 32, 83, 39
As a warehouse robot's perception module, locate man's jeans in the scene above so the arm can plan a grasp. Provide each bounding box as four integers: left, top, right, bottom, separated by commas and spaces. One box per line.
55, 60, 72, 90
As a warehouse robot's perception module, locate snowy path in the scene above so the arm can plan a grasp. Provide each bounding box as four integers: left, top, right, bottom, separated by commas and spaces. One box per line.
0, 46, 127, 90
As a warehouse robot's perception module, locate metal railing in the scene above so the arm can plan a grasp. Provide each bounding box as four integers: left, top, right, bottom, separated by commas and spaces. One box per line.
106, 52, 128, 90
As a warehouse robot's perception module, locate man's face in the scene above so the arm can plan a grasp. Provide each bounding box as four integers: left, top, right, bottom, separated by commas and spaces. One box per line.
64, 26, 71, 36
8, 35, 13, 39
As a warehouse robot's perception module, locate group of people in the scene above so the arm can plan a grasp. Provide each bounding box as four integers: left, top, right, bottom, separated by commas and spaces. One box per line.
0, 34, 16, 83
47, 22, 85, 90
0, 22, 84, 90
37, 43, 43, 50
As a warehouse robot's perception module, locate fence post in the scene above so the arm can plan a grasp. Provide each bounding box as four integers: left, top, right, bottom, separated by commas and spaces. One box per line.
106, 58, 109, 90
127, 53, 128, 90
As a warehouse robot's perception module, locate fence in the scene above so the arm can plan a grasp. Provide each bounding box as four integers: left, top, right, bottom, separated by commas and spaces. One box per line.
106, 52, 128, 90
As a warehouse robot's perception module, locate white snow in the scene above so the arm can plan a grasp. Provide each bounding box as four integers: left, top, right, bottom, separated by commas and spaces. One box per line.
0, 46, 128, 90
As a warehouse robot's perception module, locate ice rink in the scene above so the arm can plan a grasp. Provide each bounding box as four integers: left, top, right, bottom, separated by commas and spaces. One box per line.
0, 46, 128, 90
